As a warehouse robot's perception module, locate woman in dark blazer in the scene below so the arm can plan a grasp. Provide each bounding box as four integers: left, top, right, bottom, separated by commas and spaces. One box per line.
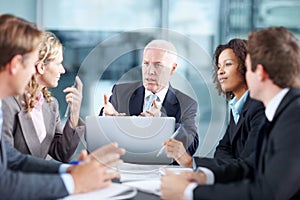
2, 32, 85, 163
164, 39, 265, 168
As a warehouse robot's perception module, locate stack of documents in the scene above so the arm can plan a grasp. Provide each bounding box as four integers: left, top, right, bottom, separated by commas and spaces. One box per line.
118, 162, 164, 182
123, 180, 161, 196
158, 165, 193, 176
118, 163, 193, 196
63, 183, 137, 200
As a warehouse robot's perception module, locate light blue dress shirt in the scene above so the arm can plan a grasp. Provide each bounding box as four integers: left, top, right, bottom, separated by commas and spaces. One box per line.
60, 164, 74, 194
143, 93, 158, 113
228, 90, 249, 124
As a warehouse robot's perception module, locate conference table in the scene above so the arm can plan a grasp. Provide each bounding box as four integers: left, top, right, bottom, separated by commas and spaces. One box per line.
133, 191, 160, 200
118, 163, 192, 200
64, 163, 190, 199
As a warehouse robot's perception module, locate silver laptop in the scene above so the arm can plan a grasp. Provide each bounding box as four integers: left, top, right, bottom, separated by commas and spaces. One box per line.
86, 116, 175, 164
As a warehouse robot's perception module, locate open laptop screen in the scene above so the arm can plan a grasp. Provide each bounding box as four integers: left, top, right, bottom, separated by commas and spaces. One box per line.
86, 116, 175, 164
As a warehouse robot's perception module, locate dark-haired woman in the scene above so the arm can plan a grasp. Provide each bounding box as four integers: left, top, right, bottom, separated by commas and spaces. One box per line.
164, 39, 265, 168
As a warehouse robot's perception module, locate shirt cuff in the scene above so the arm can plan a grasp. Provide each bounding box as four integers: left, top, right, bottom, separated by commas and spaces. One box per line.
60, 174, 74, 195
196, 167, 214, 185
192, 157, 197, 170
184, 183, 197, 200
59, 164, 71, 173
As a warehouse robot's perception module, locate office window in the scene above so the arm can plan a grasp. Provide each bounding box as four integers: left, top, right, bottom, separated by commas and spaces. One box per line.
168, 0, 226, 156
4, 0, 299, 158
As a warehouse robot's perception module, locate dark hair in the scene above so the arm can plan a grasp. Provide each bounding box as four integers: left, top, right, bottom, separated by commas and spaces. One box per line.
213, 38, 248, 99
248, 27, 300, 88
0, 14, 42, 71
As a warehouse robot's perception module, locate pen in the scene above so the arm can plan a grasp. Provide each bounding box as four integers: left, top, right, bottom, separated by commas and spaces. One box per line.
156, 124, 182, 157
64, 80, 77, 118
69, 160, 82, 165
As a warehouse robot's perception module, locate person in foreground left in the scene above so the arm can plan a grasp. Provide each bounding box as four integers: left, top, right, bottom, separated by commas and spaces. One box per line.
0, 14, 125, 200
2, 31, 85, 163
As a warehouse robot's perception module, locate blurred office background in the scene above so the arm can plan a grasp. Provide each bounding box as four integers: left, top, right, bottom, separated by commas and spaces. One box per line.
1, 0, 300, 158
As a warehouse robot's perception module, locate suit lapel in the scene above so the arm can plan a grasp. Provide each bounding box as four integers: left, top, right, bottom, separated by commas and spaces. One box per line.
129, 86, 145, 115
18, 111, 42, 157
229, 96, 251, 144
162, 87, 180, 121
272, 89, 300, 127
256, 89, 300, 171
41, 100, 56, 156
255, 117, 271, 171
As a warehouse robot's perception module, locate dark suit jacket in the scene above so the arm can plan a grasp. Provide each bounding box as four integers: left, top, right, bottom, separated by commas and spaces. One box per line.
0, 137, 68, 199
194, 96, 265, 167
100, 81, 199, 155
193, 89, 300, 200
2, 96, 85, 162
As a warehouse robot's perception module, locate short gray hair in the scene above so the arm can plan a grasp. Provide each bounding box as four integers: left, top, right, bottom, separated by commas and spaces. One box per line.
144, 39, 177, 63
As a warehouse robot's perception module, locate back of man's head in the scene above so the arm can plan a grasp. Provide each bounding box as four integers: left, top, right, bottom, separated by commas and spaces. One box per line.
0, 14, 42, 71
248, 27, 300, 88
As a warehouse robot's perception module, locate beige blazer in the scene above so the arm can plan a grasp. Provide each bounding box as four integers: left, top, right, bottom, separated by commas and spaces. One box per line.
1, 96, 85, 163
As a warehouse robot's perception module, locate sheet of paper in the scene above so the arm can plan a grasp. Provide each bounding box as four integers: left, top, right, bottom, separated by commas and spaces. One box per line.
120, 171, 160, 182
119, 163, 165, 182
158, 166, 193, 176
123, 179, 161, 196
119, 162, 166, 171
63, 183, 137, 200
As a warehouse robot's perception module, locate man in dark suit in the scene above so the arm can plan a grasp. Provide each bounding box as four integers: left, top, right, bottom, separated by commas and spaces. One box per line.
161, 27, 300, 199
0, 14, 124, 200
100, 39, 199, 156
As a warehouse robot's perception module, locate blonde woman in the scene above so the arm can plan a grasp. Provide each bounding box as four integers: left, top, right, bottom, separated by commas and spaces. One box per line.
2, 31, 85, 162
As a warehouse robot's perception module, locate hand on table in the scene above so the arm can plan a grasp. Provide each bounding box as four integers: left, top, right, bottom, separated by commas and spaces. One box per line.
68, 143, 125, 194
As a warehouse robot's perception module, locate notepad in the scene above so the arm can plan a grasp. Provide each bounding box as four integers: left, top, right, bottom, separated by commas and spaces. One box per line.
63, 183, 137, 200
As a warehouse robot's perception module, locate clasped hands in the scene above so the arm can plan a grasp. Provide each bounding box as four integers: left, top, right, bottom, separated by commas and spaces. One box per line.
103, 94, 161, 117
67, 142, 125, 194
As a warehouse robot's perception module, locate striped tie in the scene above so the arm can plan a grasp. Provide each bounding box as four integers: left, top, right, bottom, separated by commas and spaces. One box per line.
143, 94, 157, 113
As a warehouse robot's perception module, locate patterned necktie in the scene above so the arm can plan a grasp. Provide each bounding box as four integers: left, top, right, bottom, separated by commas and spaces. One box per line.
143, 93, 157, 113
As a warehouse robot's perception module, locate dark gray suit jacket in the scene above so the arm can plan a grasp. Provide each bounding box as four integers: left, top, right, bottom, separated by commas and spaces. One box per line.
0, 137, 68, 199
2, 96, 85, 162
194, 96, 265, 167
100, 81, 199, 155
193, 89, 300, 200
